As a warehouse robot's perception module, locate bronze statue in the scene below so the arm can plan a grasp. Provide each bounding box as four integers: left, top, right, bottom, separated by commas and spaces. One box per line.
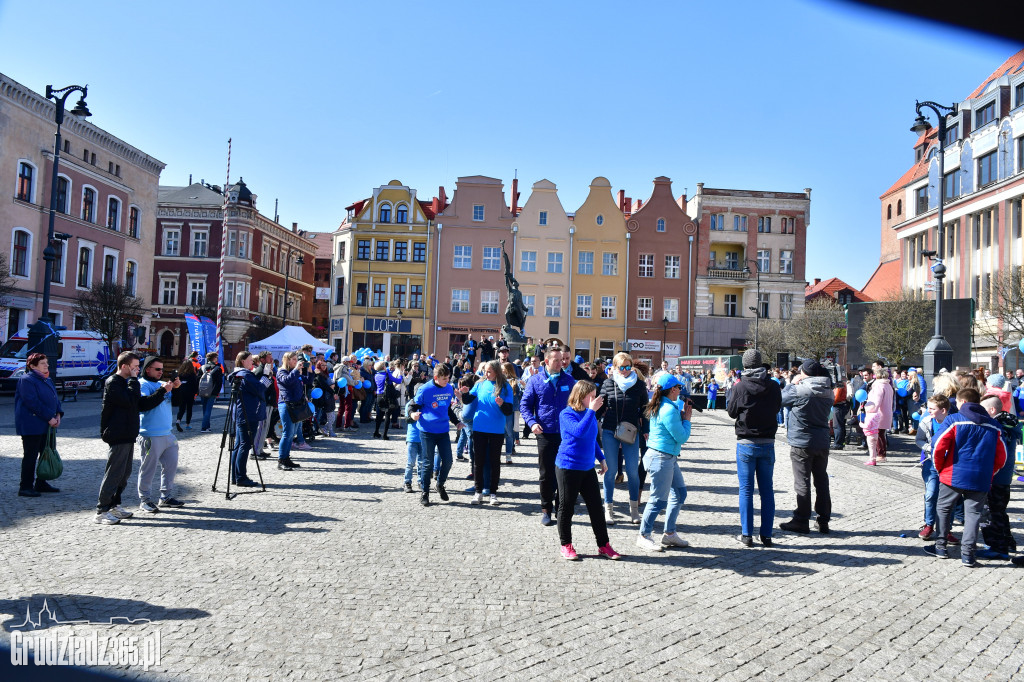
500, 239, 528, 343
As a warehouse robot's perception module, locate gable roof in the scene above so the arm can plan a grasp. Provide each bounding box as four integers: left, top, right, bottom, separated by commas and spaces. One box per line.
805, 277, 872, 303
965, 48, 1024, 100
304, 231, 334, 259
861, 259, 903, 301
158, 183, 224, 207
880, 127, 936, 199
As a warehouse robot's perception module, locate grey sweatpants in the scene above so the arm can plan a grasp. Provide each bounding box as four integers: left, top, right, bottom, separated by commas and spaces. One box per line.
98, 443, 135, 513
137, 434, 179, 502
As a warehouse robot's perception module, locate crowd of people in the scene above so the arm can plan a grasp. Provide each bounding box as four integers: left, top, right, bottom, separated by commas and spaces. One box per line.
11, 337, 1024, 567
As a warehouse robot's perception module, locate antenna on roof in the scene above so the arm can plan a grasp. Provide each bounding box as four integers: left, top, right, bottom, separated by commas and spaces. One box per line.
189, 174, 192, 185
274, 198, 279, 223
514, 168, 518, 180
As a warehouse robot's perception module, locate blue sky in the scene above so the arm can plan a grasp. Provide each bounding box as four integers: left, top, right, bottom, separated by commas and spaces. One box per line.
0, 1, 1018, 289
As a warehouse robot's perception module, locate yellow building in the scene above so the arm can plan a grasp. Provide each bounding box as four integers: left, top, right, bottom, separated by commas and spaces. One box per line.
332, 180, 435, 356
570, 177, 628, 362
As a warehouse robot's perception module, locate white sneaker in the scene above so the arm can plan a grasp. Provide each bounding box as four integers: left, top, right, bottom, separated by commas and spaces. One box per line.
94, 511, 121, 525
110, 505, 134, 519
661, 533, 690, 548
470, 493, 483, 505
489, 494, 499, 506
636, 534, 664, 552
139, 500, 159, 514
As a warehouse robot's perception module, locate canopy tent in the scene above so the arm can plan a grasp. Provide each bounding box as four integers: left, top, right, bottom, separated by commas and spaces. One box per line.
247, 325, 334, 359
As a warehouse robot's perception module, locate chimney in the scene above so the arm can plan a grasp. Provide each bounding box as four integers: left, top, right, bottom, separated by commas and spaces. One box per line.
292, 222, 298, 233
511, 177, 519, 216
696, 182, 704, 195
617, 189, 625, 212
813, 278, 821, 286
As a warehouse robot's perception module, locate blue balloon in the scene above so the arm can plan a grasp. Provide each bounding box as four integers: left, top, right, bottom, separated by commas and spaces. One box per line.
364, 380, 372, 389
337, 377, 348, 388
912, 411, 922, 421
329, 373, 334, 381
307, 401, 315, 414
896, 387, 908, 397
896, 379, 909, 390
1019, 339, 1024, 353
855, 389, 868, 403
311, 387, 323, 399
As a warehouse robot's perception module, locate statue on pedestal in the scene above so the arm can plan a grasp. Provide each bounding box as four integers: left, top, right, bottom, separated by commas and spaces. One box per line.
500, 239, 528, 345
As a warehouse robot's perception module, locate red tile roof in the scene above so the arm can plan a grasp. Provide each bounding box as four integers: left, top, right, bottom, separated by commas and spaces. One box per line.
304, 231, 334, 259
965, 48, 1024, 100
861, 259, 903, 301
880, 127, 936, 199
805, 277, 872, 303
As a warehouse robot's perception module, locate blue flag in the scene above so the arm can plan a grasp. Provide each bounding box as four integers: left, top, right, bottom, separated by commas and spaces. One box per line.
200, 316, 223, 366
183, 313, 207, 357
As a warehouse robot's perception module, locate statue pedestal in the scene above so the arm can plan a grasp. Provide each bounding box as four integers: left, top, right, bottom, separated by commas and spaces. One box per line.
505, 341, 526, 363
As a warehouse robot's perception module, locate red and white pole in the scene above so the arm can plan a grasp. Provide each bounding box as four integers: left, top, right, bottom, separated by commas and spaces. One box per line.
216, 138, 231, 357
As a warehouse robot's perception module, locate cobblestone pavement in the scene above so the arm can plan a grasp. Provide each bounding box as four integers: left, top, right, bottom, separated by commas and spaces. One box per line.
2, 394, 1024, 680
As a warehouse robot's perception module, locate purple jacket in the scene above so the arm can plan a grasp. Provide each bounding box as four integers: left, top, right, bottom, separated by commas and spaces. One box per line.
520, 368, 576, 433
375, 369, 399, 395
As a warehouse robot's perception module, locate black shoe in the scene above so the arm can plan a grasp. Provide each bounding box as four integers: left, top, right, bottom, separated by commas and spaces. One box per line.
420, 491, 430, 507
404, 482, 414, 493
435, 482, 449, 501
277, 461, 296, 471
760, 536, 773, 547
250, 453, 260, 460
382, 435, 390, 441
1011, 556, 1024, 567
373, 432, 381, 439
736, 534, 753, 547
18, 488, 41, 498
34, 481, 60, 493
283, 459, 301, 468
258, 450, 271, 458
175, 422, 183, 433
780, 520, 810, 534
815, 519, 830, 534
235, 478, 258, 487
923, 544, 948, 559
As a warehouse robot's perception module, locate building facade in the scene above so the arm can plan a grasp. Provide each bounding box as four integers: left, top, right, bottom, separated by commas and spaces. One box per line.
686, 184, 810, 355
307, 231, 333, 341
0, 72, 164, 340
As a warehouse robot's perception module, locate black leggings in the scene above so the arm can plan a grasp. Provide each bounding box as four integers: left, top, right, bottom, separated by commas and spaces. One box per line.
176, 399, 194, 425
555, 466, 610, 548
473, 431, 504, 493
374, 406, 397, 437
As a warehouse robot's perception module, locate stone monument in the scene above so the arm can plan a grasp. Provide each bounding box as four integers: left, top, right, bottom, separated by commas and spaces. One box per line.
500, 239, 528, 360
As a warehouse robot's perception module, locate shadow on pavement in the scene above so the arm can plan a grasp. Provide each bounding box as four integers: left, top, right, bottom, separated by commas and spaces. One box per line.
125, 505, 338, 533
0, 593, 210, 633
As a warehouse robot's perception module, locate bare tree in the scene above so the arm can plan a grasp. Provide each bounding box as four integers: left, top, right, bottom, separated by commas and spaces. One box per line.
981, 266, 1024, 349
746, 318, 789, 366
247, 314, 282, 344
0, 254, 17, 310
861, 288, 934, 367
72, 282, 148, 358
185, 294, 217, 322
788, 297, 847, 361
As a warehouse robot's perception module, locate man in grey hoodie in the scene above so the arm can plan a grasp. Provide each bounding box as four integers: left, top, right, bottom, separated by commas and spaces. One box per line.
779, 359, 834, 534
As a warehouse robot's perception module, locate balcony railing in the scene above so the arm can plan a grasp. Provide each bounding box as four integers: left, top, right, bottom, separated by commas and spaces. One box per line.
706, 266, 750, 280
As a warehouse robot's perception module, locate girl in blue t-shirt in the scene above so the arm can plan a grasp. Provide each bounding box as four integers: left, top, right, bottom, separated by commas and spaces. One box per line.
463, 360, 514, 505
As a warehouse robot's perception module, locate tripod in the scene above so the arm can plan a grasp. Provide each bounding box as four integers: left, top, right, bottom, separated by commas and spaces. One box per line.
212, 375, 267, 499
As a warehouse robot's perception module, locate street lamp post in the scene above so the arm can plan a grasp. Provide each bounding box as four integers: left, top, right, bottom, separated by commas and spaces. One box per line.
28, 85, 91, 379
395, 308, 404, 359
742, 259, 762, 350
662, 316, 668, 364
281, 251, 305, 325
911, 100, 958, 387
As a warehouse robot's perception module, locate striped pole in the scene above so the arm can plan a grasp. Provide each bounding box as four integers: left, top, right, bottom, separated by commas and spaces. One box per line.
216, 138, 231, 357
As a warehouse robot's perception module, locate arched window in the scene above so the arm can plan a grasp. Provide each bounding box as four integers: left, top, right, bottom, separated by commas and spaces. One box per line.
16, 160, 36, 202
656, 218, 666, 232
887, 204, 892, 219
378, 203, 392, 223
10, 229, 31, 277
396, 203, 408, 224
128, 205, 140, 238
125, 260, 138, 295
82, 186, 97, 223
897, 199, 903, 216
107, 196, 121, 231
77, 246, 93, 288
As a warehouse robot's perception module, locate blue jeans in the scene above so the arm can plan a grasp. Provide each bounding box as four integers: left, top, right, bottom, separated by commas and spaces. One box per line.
602, 429, 640, 503
921, 457, 939, 526
201, 396, 216, 431
640, 449, 687, 536
419, 429, 453, 490
232, 420, 255, 483
456, 426, 471, 458
736, 442, 776, 538
277, 403, 296, 461
404, 441, 422, 485
504, 413, 517, 454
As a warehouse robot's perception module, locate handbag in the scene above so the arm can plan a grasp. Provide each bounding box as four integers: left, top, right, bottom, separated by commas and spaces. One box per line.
36, 427, 63, 480
287, 400, 313, 423
612, 384, 638, 445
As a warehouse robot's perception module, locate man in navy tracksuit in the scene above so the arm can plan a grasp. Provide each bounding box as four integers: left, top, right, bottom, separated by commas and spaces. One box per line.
520, 348, 576, 527
927, 388, 1007, 566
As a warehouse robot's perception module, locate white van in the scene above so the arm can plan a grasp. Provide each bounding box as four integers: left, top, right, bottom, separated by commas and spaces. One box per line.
0, 328, 113, 391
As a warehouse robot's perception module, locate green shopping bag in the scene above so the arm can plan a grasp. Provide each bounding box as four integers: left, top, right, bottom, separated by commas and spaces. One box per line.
36, 427, 63, 480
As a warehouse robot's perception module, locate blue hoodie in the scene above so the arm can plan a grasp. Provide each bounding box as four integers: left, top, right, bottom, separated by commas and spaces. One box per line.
647, 398, 692, 455
468, 379, 513, 434
413, 380, 456, 434
139, 377, 174, 436
556, 407, 605, 470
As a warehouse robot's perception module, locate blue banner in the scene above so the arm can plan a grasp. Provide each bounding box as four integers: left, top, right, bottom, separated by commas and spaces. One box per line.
200, 316, 223, 367
183, 314, 207, 357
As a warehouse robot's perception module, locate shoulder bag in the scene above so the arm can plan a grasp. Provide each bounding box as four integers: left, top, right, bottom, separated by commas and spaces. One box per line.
612, 384, 638, 444
287, 400, 313, 423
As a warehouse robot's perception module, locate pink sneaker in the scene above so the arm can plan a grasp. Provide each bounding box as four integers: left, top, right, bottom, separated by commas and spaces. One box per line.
560, 544, 579, 561
863, 460, 876, 466
597, 543, 622, 560
294, 442, 312, 451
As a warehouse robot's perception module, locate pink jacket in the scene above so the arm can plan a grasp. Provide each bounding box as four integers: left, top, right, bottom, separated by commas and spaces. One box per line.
985, 387, 1014, 413
868, 379, 894, 430
862, 410, 882, 435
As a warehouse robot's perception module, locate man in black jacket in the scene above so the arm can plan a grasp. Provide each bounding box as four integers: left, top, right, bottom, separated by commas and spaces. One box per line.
97, 352, 175, 525
727, 349, 782, 547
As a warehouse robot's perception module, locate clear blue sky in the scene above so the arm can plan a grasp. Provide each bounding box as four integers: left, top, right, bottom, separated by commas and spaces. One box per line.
1, 1, 1018, 289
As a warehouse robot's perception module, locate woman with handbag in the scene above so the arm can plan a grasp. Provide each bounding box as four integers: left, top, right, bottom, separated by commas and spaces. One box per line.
14, 352, 63, 497
597, 352, 649, 525
276, 351, 309, 470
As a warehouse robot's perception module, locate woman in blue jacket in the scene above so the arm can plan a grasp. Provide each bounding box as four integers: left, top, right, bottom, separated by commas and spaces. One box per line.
14, 352, 63, 497
554, 381, 621, 561
463, 360, 514, 506
276, 351, 309, 469
637, 373, 693, 552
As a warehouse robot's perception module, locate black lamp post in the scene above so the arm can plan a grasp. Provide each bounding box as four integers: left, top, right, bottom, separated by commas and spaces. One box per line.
395, 308, 404, 359
661, 316, 669, 363
281, 251, 305, 325
742, 259, 762, 350
911, 99, 958, 386
28, 84, 91, 379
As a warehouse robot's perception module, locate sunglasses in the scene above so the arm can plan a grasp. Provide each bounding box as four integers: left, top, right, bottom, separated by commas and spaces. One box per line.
618, 365, 632, 371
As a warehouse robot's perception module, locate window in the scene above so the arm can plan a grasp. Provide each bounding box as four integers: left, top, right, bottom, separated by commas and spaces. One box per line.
897, 199, 902, 216
372, 283, 386, 307
596, 214, 604, 226
577, 251, 593, 275
780, 250, 793, 274
128, 206, 139, 238
163, 229, 180, 256
357, 240, 371, 260
192, 231, 208, 257
976, 100, 996, 128
710, 214, 725, 231
1019, 137, 1024, 173
225, 281, 248, 308
758, 292, 769, 319
16, 162, 33, 201
780, 294, 794, 319
665, 255, 680, 279
394, 241, 407, 262
378, 203, 392, 223
602, 252, 618, 276
410, 284, 423, 309
656, 218, 666, 232
725, 251, 739, 270
915, 186, 929, 215
55, 176, 70, 214
51, 241, 65, 284
943, 170, 961, 201
576, 294, 592, 318
355, 283, 367, 306
483, 246, 501, 270
103, 254, 116, 284
600, 296, 616, 319
11, 230, 30, 277
546, 252, 563, 274
545, 296, 561, 317
413, 242, 426, 263
638, 254, 654, 277
393, 284, 406, 308
373, 240, 388, 261
453, 245, 472, 269
82, 187, 96, 222
189, 280, 206, 306
539, 211, 548, 226
944, 124, 959, 147
978, 151, 997, 188
664, 298, 679, 323
599, 340, 615, 357
733, 215, 747, 231
396, 204, 408, 223
523, 294, 535, 316
709, 250, 717, 266
337, 242, 346, 261
160, 278, 177, 305
473, 204, 485, 221
481, 290, 498, 314
334, 277, 345, 305
724, 294, 737, 317
521, 250, 537, 272
107, 197, 121, 230
757, 249, 770, 273
1017, 82, 1024, 108
228, 231, 238, 257
781, 217, 795, 233
237, 232, 249, 259
757, 216, 771, 233
451, 288, 470, 313
637, 297, 652, 321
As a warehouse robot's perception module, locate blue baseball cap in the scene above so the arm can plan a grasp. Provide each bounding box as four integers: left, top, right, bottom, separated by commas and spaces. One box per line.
656, 373, 682, 390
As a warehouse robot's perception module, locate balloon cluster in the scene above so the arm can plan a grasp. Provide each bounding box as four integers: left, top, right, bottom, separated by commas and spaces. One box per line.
895, 379, 909, 397
352, 347, 386, 362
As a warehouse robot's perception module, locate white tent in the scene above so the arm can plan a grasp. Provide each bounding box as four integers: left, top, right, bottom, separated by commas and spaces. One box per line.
247, 325, 334, 358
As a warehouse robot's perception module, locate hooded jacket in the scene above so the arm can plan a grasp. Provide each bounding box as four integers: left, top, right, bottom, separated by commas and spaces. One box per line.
780, 375, 834, 449
726, 367, 781, 440
933, 402, 1007, 492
